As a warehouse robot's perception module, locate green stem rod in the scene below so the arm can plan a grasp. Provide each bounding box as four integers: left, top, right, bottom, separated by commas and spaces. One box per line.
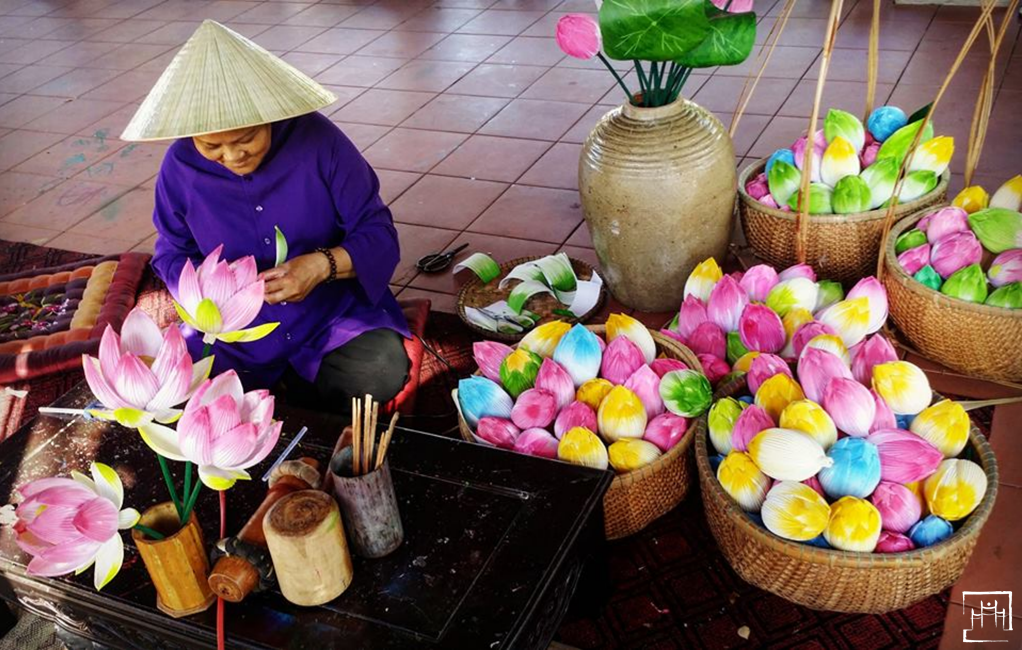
633, 60, 650, 105
180, 481, 203, 526
157, 455, 182, 520
133, 524, 165, 540
183, 461, 192, 514
596, 54, 632, 103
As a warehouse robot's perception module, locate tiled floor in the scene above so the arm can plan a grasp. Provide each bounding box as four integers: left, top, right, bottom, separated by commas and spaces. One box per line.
0, 0, 1019, 644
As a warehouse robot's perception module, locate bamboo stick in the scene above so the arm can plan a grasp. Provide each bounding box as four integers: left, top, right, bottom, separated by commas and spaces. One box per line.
375, 413, 399, 471
729, 0, 798, 137
352, 397, 361, 476
864, 0, 881, 120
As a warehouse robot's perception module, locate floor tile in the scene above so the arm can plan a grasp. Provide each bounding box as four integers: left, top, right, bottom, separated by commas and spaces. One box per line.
0, 129, 63, 171
330, 121, 392, 151
565, 222, 592, 248
0, 17, 73, 40
376, 59, 476, 93
479, 98, 590, 141
518, 142, 581, 190
491, 0, 562, 9
283, 4, 359, 27
804, 48, 912, 84
0, 220, 60, 246
834, 14, 929, 51
989, 402, 1022, 488
316, 55, 406, 87
134, 20, 203, 45
341, 6, 423, 30
419, 33, 512, 62
747, 115, 811, 158
233, 2, 312, 25
14, 132, 120, 179
390, 174, 508, 230
0, 170, 61, 217
376, 169, 422, 204
36, 41, 120, 68
2, 178, 128, 230
901, 48, 1001, 89
446, 62, 548, 98
519, 10, 569, 38
949, 484, 1021, 607
725, 114, 772, 160
67, 186, 156, 240
393, 222, 460, 285
0, 94, 66, 128
468, 184, 582, 244
400, 93, 508, 133
74, 141, 168, 187
320, 85, 364, 113
75, 102, 139, 138
88, 43, 173, 70
355, 30, 446, 59
45, 230, 144, 255
396, 286, 458, 313
136, 48, 178, 72
559, 244, 598, 269
457, 9, 546, 36
521, 66, 616, 104
0, 64, 71, 94
778, 79, 894, 119
86, 19, 166, 43
694, 75, 798, 117
131, 232, 158, 255
431, 134, 549, 183
394, 7, 480, 33
560, 104, 613, 144
331, 88, 437, 127
30, 67, 124, 98
22, 98, 126, 134
251, 24, 325, 51
710, 45, 820, 81
81, 69, 161, 102
486, 36, 565, 67
0, 40, 72, 66
44, 18, 122, 42
363, 127, 468, 173
281, 51, 345, 78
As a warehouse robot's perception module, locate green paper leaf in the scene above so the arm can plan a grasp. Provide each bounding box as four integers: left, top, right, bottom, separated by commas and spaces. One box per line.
274, 225, 288, 267
907, 102, 933, 125
600, 0, 711, 61
507, 280, 554, 314
453, 252, 501, 283
674, 7, 756, 68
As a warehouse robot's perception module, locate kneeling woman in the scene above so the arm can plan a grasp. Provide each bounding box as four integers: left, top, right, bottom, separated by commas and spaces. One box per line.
123, 21, 409, 412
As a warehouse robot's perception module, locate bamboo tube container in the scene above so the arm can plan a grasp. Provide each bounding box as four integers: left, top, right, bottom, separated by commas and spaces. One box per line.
263, 490, 353, 606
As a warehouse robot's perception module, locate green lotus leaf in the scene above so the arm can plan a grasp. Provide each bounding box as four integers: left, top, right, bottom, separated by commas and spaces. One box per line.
675, 6, 756, 68
600, 0, 711, 61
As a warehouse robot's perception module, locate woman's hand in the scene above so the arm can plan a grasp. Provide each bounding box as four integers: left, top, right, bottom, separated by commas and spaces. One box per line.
260, 253, 331, 304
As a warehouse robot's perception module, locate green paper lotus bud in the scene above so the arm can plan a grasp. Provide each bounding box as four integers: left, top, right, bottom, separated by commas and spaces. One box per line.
986, 282, 1022, 308
940, 264, 988, 303
895, 229, 927, 254
815, 280, 845, 311
967, 208, 1022, 253
768, 159, 802, 207
787, 183, 833, 214
824, 108, 866, 153
726, 331, 750, 365
906, 136, 954, 176
860, 158, 899, 209
499, 348, 543, 399
876, 120, 935, 167
832, 175, 873, 214
709, 396, 746, 455
914, 265, 943, 291
898, 170, 939, 202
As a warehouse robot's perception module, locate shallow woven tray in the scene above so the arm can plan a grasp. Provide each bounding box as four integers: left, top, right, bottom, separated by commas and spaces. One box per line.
696, 375, 999, 614
883, 207, 1022, 382
456, 257, 606, 342
457, 325, 703, 540
737, 159, 949, 283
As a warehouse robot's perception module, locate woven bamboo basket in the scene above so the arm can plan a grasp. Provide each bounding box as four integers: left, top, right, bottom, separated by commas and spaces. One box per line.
737, 159, 949, 283
882, 208, 1022, 382
457, 325, 703, 540
696, 376, 999, 613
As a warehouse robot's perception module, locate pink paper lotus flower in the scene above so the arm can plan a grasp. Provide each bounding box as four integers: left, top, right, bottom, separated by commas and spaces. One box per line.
868, 428, 943, 483
731, 405, 775, 453
798, 347, 854, 404
650, 358, 688, 378
600, 336, 645, 385
779, 264, 817, 283
13, 462, 139, 590
535, 358, 575, 411
676, 295, 709, 340
476, 417, 520, 449
793, 130, 826, 183
860, 142, 880, 168
684, 258, 723, 302
924, 207, 970, 244
897, 244, 932, 276
822, 377, 876, 438
555, 14, 601, 60
988, 249, 1022, 287
712, 0, 753, 12
852, 334, 898, 385
514, 428, 559, 459
760, 194, 781, 209
606, 313, 656, 364
738, 303, 785, 353
554, 401, 597, 439
82, 308, 213, 428
870, 389, 898, 433
745, 173, 770, 200
799, 333, 851, 366
698, 354, 731, 385
791, 321, 838, 358
688, 322, 726, 359
473, 341, 513, 383
740, 264, 780, 302
871, 481, 923, 534
875, 530, 915, 553
707, 275, 749, 333
511, 388, 558, 430
747, 353, 791, 395
173, 245, 278, 345
624, 365, 664, 419
930, 231, 982, 279
139, 370, 282, 490
846, 277, 888, 334
643, 413, 689, 452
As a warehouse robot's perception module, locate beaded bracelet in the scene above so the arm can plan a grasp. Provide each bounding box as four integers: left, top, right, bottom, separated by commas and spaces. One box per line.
316, 247, 338, 282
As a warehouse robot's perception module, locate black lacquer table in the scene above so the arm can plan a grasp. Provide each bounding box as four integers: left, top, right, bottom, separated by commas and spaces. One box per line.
0, 383, 612, 649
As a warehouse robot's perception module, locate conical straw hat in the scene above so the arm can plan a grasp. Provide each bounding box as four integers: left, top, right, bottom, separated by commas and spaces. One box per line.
121, 20, 337, 141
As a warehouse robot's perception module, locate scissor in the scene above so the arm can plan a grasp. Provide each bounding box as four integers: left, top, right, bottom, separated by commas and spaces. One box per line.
416, 243, 469, 273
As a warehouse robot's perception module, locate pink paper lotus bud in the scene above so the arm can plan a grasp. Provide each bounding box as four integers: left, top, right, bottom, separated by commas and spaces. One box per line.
930, 231, 983, 279
473, 341, 513, 383
747, 353, 791, 395
600, 336, 645, 385
698, 354, 731, 385
712, 0, 753, 12
729, 270, 745, 283
740, 264, 780, 302
684, 258, 723, 302
778, 263, 817, 283
731, 405, 776, 453
798, 347, 854, 404
643, 413, 690, 452
868, 428, 943, 483
846, 277, 889, 334
707, 275, 749, 333
745, 172, 770, 200
860, 141, 880, 168
897, 244, 932, 276
555, 14, 601, 60
988, 249, 1022, 287
875, 530, 916, 553
852, 334, 898, 385
511, 388, 558, 430
624, 365, 664, 419
676, 295, 708, 340
822, 377, 876, 437
658, 328, 687, 346
800, 334, 851, 366
688, 322, 726, 359
760, 193, 780, 209
476, 417, 520, 449
554, 401, 597, 439
870, 389, 898, 432
514, 428, 559, 459
650, 358, 688, 378
738, 303, 785, 353
535, 358, 575, 411
791, 321, 838, 358
924, 207, 970, 244
871, 481, 923, 533
792, 130, 826, 183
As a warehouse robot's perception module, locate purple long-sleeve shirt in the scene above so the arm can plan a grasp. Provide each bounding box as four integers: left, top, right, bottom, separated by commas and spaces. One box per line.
151, 112, 408, 389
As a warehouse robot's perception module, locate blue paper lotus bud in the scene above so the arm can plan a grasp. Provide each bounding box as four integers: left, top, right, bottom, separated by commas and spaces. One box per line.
798, 347, 854, 404
684, 257, 723, 302
600, 335, 645, 386
876, 120, 935, 167
731, 404, 776, 453
474, 341, 513, 383
597, 385, 647, 442
924, 458, 987, 521
871, 481, 923, 534
987, 282, 1022, 308
872, 360, 932, 415
688, 321, 726, 359
660, 369, 713, 418
875, 530, 916, 553
824, 108, 866, 153
846, 276, 889, 334
608, 439, 661, 473
860, 158, 900, 209
923, 207, 969, 244
511, 388, 558, 430
908, 514, 953, 548
867, 106, 908, 143
821, 136, 861, 188
787, 183, 834, 214
558, 426, 608, 470
931, 231, 982, 279
708, 275, 750, 333
779, 399, 838, 450
624, 365, 664, 420
768, 159, 802, 208
824, 496, 882, 552
792, 130, 825, 182
940, 264, 989, 303
907, 136, 954, 176
643, 413, 689, 452
819, 437, 882, 499
514, 428, 559, 459
814, 280, 845, 312
718, 451, 772, 512
709, 396, 746, 455
914, 265, 943, 291
761, 481, 831, 542
898, 244, 931, 276
766, 148, 796, 176
767, 277, 820, 317
476, 417, 519, 449
968, 207, 1022, 253
909, 399, 970, 458
898, 170, 939, 202
553, 324, 603, 387
823, 377, 876, 437
832, 176, 873, 214
988, 250, 1022, 287
726, 331, 750, 365
748, 428, 833, 481
895, 229, 927, 254
500, 348, 543, 399
747, 353, 791, 395
459, 376, 514, 428
554, 400, 597, 439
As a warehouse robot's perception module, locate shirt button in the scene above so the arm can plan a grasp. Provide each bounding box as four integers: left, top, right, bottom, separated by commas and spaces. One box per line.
255, 205, 263, 212
263, 237, 271, 245
285, 333, 292, 341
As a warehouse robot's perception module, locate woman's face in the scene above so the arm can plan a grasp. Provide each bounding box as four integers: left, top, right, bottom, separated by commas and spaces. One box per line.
192, 124, 272, 176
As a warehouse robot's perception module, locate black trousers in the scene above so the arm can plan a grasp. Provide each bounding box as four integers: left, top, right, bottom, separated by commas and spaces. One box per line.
282, 328, 410, 416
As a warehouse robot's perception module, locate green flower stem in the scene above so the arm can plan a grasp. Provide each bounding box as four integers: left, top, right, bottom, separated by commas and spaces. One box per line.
157, 455, 183, 520
183, 461, 192, 513
670, 68, 693, 102
633, 60, 649, 105
596, 53, 632, 103
180, 480, 203, 526
649, 62, 662, 104
133, 524, 165, 540
201, 343, 212, 359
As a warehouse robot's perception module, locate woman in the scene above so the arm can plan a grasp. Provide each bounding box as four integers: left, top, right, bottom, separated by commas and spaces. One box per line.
122, 20, 410, 412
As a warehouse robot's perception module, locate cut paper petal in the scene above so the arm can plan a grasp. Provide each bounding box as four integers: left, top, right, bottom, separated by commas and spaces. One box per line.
868, 428, 943, 484
453, 252, 500, 283
730, 404, 774, 453
606, 313, 656, 364
498, 261, 544, 290
534, 252, 578, 303
507, 280, 554, 314
747, 428, 833, 481
608, 439, 661, 473
568, 273, 604, 317
718, 451, 772, 512
659, 369, 713, 418
684, 258, 723, 302
519, 321, 571, 358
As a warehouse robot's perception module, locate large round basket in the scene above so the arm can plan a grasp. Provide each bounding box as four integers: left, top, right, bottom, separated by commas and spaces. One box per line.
737, 159, 949, 284
457, 325, 703, 540
883, 208, 1022, 382
696, 376, 999, 613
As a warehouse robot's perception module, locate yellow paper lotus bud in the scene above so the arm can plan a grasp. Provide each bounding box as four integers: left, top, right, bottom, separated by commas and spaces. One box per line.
909, 399, 969, 458
952, 185, 990, 214
824, 496, 882, 552
608, 439, 662, 473
762, 481, 831, 541
558, 427, 608, 470
801, 334, 851, 366
779, 399, 838, 450
754, 374, 805, 422
872, 361, 932, 415
717, 451, 772, 512
924, 459, 987, 521
748, 428, 833, 481
597, 385, 648, 442
576, 378, 613, 411
732, 351, 762, 373
519, 321, 571, 358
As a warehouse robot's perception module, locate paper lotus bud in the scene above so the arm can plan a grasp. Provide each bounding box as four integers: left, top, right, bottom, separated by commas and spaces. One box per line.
931, 231, 982, 279
876, 120, 934, 167
792, 322, 839, 359
869, 428, 944, 483
511, 388, 557, 430
624, 365, 664, 419
767, 278, 820, 318
737, 303, 785, 354
748, 428, 833, 481
988, 249, 1022, 288
875, 530, 916, 553
660, 369, 713, 417
821, 136, 861, 188
754, 373, 805, 422
553, 324, 602, 387
459, 376, 513, 428
952, 185, 990, 214
816, 297, 871, 348
747, 353, 791, 396
768, 159, 802, 206
709, 397, 745, 455
914, 265, 943, 291
473, 341, 512, 383
644, 413, 689, 452
554, 13, 601, 59
736, 266, 778, 305
872, 361, 931, 415
576, 378, 613, 411
798, 347, 854, 404
688, 321, 726, 359
650, 358, 688, 378
969, 207, 1022, 253
532, 360, 574, 414
870, 481, 923, 534
800, 333, 851, 367
924, 458, 987, 521
871, 389, 898, 433
941, 264, 989, 303
987, 282, 1022, 308
779, 399, 838, 450
824, 496, 882, 552
847, 277, 888, 334
745, 171, 770, 200
676, 295, 708, 340
823, 377, 876, 437
923, 207, 969, 244
600, 336, 645, 385
718, 452, 772, 512
558, 427, 608, 470
554, 400, 597, 439
906, 136, 953, 177
908, 515, 953, 547
707, 275, 749, 334
731, 404, 776, 453
732, 352, 761, 373
726, 332, 750, 365
787, 183, 834, 214
500, 348, 543, 399
761, 481, 831, 541
905, 480, 928, 516
990, 174, 1022, 211
606, 313, 656, 364
765, 148, 796, 176
814, 280, 845, 312
476, 417, 519, 449
608, 439, 661, 473
910, 399, 969, 458
898, 244, 931, 276
867, 106, 908, 142
684, 258, 723, 302
819, 437, 882, 499
898, 170, 938, 202
519, 320, 571, 358
779, 263, 818, 283
597, 385, 647, 442
514, 428, 559, 459
792, 130, 825, 182
760, 194, 781, 209
895, 229, 928, 254
852, 334, 898, 385
824, 109, 867, 153
860, 158, 899, 209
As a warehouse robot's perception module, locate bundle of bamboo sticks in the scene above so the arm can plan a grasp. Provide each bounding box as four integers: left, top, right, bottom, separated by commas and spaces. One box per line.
351, 394, 398, 476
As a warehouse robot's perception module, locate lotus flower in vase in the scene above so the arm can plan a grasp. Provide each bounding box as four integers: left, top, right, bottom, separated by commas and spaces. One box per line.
822, 377, 876, 437
643, 413, 689, 452
953, 185, 990, 214
906, 136, 953, 176
909, 399, 970, 458
747, 353, 790, 395
990, 174, 1022, 211
684, 258, 723, 302
606, 313, 656, 364
761, 481, 830, 542
821, 136, 861, 187
748, 428, 833, 481
754, 373, 805, 422
798, 347, 854, 404
870, 482, 923, 534
740, 264, 779, 302
514, 428, 559, 459
554, 401, 597, 439
597, 385, 647, 442
738, 304, 785, 354
457, 376, 514, 428
557, 427, 608, 470
718, 451, 772, 512
698, 355, 731, 385
924, 459, 987, 521
555, 14, 601, 60
872, 361, 931, 415
553, 324, 603, 387
818, 437, 882, 499
930, 231, 982, 279
867, 106, 907, 142
988, 249, 1022, 287
898, 244, 931, 276
707, 275, 749, 333
968, 208, 1022, 253
650, 358, 688, 378
576, 378, 613, 411
608, 439, 662, 473
851, 334, 898, 385
624, 365, 664, 419
860, 158, 900, 209
824, 496, 882, 552
923, 207, 969, 244
687, 321, 726, 359
676, 295, 708, 340
519, 321, 571, 358
476, 417, 520, 449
